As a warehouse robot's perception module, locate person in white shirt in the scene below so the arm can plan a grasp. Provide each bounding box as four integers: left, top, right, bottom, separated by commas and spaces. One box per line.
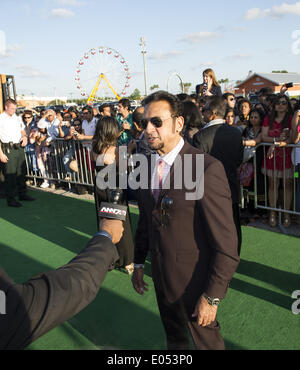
0, 99, 35, 207
74, 106, 97, 191
78, 106, 97, 142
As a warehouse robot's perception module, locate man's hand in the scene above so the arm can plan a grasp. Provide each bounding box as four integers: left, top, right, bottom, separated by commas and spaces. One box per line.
100, 218, 124, 244
0, 152, 8, 163
131, 268, 148, 295
192, 295, 218, 327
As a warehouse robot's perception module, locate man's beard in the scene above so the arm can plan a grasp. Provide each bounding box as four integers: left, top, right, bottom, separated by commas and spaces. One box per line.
146, 135, 164, 151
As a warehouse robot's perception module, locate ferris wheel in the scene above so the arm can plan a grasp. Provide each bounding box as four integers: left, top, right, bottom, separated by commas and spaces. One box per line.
75, 46, 131, 104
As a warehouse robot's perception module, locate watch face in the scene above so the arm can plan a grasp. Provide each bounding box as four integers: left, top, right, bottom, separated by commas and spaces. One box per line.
212, 298, 220, 306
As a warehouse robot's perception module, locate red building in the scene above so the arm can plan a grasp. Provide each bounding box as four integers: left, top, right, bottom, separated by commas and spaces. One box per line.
234, 72, 300, 97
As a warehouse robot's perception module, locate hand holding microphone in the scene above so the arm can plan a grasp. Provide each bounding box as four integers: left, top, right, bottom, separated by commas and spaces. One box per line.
100, 219, 124, 245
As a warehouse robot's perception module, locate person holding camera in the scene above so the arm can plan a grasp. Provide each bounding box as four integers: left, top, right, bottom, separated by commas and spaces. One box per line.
0, 218, 123, 349
0, 99, 35, 207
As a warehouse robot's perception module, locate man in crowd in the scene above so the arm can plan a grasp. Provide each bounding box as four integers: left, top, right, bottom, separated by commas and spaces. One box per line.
193, 97, 243, 255
92, 106, 101, 119
38, 109, 60, 144
78, 105, 97, 141
117, 98, 134, 146
0, 99, 35, 207
223, 92, 236, 109
131, 91, 239, 350
0, 218, 123, 349
99, 103, 112, 117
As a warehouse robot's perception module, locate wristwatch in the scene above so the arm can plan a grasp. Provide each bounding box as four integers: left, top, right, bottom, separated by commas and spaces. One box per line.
202, 293, 220, 307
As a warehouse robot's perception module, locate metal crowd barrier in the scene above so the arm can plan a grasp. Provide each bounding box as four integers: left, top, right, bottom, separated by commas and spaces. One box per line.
240, 142, 300, 222
25, 139, 300, 223
25, 139, 96, 188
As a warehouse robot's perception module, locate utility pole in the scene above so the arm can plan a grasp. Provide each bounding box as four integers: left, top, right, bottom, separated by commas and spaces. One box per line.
140, 36, 148, 97
54, 87, 57, 105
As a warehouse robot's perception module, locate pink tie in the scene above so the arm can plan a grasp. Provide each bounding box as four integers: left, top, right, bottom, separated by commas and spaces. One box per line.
153, 159, 165, 202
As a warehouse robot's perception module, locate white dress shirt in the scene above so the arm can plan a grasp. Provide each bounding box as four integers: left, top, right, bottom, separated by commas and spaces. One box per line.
151, 137, 184, 191
0, 112, 25, 143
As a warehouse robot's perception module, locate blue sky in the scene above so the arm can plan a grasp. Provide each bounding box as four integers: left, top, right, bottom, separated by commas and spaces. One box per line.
1, 0, 300, 99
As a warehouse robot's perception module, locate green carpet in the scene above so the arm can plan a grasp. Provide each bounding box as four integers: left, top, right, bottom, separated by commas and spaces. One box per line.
0, 189, 299, 350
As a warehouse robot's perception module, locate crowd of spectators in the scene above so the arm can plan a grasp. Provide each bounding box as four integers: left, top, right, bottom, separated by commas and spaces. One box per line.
16, 77, 300, 229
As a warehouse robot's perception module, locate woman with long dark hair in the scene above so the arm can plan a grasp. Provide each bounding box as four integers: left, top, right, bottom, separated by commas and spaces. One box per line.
182, 101, 203, 143
196, 68, 222, 97
92, 116, 134, 274
261, 94, 293, 227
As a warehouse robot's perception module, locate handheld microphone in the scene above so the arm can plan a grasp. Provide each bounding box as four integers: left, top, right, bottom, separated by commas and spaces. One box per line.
98, 189, 127, 222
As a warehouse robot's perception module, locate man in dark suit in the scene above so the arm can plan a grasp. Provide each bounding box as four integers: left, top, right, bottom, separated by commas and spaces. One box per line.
0, 219, 123, 349
193, 97, 244, 255
131, 91, 239, 350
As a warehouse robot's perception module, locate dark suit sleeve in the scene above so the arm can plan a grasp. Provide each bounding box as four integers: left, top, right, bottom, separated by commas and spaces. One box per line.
134, 190, 149, 264
197, 159, 240, 300
0, 235, 119, 350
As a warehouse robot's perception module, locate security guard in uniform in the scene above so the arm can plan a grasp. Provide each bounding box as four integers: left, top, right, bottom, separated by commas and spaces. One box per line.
0, 99, 35, 207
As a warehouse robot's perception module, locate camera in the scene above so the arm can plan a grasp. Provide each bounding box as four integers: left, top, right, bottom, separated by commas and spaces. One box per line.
285, 82, 293, 89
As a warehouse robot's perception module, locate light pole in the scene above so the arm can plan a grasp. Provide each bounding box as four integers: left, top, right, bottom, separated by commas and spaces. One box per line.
54, 87, 57, 105
140, 36, 148, 97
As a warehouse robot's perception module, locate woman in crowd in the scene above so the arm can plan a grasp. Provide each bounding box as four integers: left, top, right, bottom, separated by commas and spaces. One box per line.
241, 109, 265, 216
235, 98, 251, 130
225, 108, 236, 126
197, 68, 222, 97
291, 109, 300, 224
92, 116, 134, 274
261, 94, 293, 227
22, 110, 39, 176
62, 118, 83, 179
182, 100, 203, 143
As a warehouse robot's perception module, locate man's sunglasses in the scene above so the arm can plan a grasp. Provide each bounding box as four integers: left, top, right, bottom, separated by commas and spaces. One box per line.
140, 115, 176, 129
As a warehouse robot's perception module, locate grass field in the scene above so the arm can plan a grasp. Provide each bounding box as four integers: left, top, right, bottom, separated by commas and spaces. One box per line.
0, 189, 299, 350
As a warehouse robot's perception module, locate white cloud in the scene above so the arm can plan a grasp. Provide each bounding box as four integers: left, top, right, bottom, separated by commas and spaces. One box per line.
15, 65, 49, 78
148, 51, 183, 61
0, 43, 23, 58
190, 62, 214, 71
223, 53, 252, 61
179, 32, 220, 44
55, 0, 86, 6
50, 8, 75, 18
245, 2, 300, 20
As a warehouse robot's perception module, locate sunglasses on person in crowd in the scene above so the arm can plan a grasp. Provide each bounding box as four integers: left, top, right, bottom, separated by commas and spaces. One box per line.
24, 116, 32, 119
140, 116, 176, 129
276, 100, 288, 106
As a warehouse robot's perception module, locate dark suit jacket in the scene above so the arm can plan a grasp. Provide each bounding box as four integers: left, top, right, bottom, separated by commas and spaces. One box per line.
134, 141, 239, 315
0, 235, 119, 349
193, 123, 243, 204
195, 84, 222, 97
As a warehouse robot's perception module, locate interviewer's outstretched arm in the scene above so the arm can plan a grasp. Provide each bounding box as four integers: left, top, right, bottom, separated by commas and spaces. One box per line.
0, 220, 123, 350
